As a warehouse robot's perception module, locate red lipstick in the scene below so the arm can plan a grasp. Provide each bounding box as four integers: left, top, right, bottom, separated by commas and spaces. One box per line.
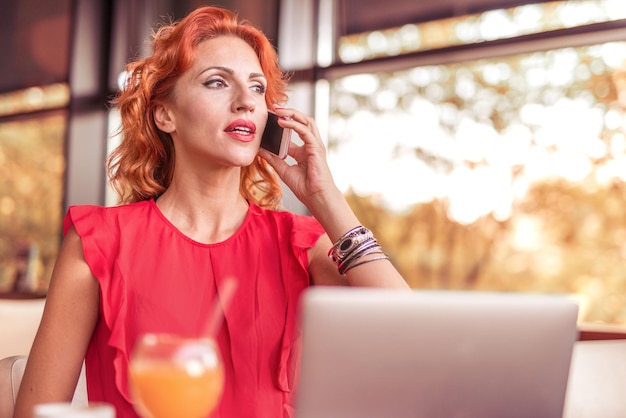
225, 119, 257, 142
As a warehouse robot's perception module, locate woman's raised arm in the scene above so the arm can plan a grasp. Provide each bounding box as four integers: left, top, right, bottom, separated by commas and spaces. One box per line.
259, 108, 409, 290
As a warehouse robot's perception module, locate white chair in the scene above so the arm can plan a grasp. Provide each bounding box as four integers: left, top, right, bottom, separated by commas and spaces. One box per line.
0, 298, 45, 359
0, 355, 87, 418
563, 340, 626, 418
0, 355, 26, 418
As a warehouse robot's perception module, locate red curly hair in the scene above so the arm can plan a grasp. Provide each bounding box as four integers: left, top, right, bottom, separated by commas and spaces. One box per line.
107, 6, 288, 208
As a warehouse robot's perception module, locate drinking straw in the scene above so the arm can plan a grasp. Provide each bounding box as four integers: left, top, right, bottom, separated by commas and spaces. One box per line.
204, 276, 238, 337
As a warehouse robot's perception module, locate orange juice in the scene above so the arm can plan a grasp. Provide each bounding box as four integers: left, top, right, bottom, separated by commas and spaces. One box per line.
129, 360, 225, 418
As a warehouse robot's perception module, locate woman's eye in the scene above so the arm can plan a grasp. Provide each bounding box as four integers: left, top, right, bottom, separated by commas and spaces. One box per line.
251, 83, 266, 94
203, 78, 226, 89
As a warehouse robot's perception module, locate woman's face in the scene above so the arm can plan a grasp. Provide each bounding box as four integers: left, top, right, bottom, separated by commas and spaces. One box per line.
156, 35, 269, 170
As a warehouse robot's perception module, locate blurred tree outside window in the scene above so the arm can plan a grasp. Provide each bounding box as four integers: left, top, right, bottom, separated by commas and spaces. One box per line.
326, 1, 626, 326
338, 0, 626, 63
0, 99, 68, 294
0, 0, 72, 295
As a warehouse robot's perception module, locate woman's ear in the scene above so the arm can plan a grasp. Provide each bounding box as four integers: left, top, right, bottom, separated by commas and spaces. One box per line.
154, 104, 176, 133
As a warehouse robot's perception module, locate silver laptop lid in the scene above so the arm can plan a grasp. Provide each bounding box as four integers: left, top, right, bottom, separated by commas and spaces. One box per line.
295, 287, 579, 418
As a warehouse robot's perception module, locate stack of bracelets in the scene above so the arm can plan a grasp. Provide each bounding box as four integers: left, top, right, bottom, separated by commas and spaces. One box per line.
328, 225, 390, 275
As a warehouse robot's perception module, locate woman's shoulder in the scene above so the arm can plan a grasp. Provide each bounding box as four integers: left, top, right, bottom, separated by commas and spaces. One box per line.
64, 200, 153, 233
250, 203, 325, 243
251, 203, 317, 224
68, 199, 151, 216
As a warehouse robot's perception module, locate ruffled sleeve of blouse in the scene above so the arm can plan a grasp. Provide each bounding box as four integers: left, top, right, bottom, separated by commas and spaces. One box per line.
277, 211, 325, 415
290, 213, 326, 270
64, 205, 130, 402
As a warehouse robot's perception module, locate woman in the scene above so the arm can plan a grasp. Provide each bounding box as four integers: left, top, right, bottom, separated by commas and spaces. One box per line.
14, 6, 408, 418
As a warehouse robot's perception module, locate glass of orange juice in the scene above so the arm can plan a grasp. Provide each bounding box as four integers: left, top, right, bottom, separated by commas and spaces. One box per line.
128, 333, 225, 418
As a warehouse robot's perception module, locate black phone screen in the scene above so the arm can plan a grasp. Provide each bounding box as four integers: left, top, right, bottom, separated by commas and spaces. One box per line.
260, 112, 284, 155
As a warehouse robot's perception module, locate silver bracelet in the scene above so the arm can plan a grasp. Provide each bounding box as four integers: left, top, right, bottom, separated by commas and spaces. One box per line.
328, 226, 374, 264
338, 243, 383, 274
343, 254, 391, 274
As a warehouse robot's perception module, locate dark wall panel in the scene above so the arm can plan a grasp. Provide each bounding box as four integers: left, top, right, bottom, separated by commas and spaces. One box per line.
0, 0, 73, 93
338, 0, 549, 35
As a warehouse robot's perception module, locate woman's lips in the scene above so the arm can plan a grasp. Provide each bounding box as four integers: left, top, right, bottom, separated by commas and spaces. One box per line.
225, 119, 257, 142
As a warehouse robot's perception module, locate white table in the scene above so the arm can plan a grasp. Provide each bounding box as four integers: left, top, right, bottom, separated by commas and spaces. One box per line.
563, 340, 626, 418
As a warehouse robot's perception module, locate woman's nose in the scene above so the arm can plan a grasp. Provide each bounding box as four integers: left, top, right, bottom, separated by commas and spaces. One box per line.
232, 86, 256, 113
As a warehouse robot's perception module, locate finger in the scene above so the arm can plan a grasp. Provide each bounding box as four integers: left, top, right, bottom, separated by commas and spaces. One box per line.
273, 108, 311, 130
276, 112, 322, 148
287, 140, 301, 157
258, 149, 289, 177
258, 148, 278, 164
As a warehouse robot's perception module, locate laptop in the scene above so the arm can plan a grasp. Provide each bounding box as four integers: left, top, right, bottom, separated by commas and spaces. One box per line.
295, 287, 579, 418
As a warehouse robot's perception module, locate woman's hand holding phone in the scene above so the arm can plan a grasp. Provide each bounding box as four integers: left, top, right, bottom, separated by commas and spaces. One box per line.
260, 107, 363, 248
259, 108, 342, 211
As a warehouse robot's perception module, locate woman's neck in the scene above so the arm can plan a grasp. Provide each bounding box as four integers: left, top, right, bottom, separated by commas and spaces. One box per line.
155, 172, 250, 244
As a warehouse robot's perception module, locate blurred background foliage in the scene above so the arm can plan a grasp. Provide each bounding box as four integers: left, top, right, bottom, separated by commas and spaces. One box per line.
330, 41, 626, 325
0, 111, 66, 293
346, 180, 626, 325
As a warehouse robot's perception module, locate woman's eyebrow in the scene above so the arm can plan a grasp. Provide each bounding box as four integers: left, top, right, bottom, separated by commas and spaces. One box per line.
198, 66, 266, 81
199, 66, 233, 76
250, 72, 266, 80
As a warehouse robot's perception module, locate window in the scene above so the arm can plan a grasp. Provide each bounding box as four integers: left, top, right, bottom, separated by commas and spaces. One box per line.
0, 0, 73, 295
295, 0, 626, 325
337, 0, 626, 62
0, 86, 69, 294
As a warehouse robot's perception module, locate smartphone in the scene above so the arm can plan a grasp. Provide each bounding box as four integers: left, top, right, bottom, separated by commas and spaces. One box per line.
260, 111, 291, 159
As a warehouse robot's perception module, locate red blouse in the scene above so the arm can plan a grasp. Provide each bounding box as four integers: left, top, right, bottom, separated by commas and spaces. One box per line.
63, 200, 325, 418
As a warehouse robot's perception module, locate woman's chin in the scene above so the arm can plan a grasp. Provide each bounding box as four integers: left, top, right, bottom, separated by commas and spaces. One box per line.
230, 153, 259, 168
